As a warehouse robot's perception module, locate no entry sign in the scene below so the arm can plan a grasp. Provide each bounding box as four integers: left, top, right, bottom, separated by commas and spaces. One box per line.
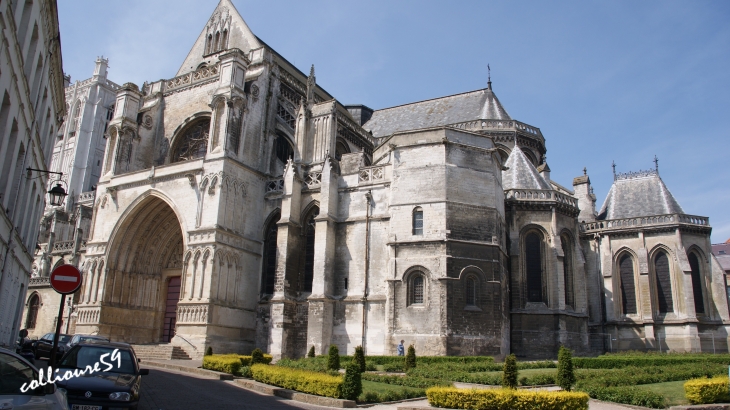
50, 264, 82, 294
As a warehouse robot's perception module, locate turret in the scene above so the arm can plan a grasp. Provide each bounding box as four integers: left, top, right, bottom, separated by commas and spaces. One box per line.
573, 168, 596, 223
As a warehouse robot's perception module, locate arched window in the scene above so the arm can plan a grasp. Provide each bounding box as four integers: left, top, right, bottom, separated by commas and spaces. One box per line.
465, 277, 477, 306
206, 34, 213, 54
221, 30, 228, 51
561, 233, 574, 308
173, 118, 210, 162
25, 294, 39, 329
214, 31, 221, 52
301, 207, 319, 292
261, 213, 280, 296
688, 252, 704, 314
525, 232, 543, 303
410, 273, 424, 305
619, 254, 637, 314
335, 139, 350, 161
412, 207, 423, 236
654, 251, 673, 313
274, 132, 294, 163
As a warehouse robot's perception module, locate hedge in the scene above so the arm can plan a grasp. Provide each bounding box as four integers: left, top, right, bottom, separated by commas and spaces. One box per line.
361, 373, 450, 389
575, 362, 726, 388
578, 385, 665, 409
202, 354, 273, 375
251, 364, 343, 399
426, 387, 589, 410
573, 355, 730, 369
684, 376, 730, 405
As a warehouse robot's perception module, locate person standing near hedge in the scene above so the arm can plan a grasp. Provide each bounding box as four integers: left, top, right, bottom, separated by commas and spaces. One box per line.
397, 340, 405, 356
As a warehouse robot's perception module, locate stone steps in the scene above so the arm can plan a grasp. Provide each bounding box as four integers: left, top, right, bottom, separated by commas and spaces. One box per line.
131, 344, 192, 360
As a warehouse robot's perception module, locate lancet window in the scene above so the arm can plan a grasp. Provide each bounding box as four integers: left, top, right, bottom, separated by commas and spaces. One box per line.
525, 232, 543, 303
688, 252, 704, 314
619, 254, 637, 314
654, 251, 673, 313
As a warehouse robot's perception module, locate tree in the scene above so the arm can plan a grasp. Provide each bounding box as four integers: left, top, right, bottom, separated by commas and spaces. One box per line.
353, 345, 366, 373
342, 361, 363, 400
251, 348, 266, 365
405, 344, 416, 371
502, 354, 518, 389
205, 346, 213, 356
307, 345, 316, 358
328, 345, 341, 370
557, 345, 576, 391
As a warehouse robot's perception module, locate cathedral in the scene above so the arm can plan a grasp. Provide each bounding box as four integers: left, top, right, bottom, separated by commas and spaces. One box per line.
25, 0, 730, 359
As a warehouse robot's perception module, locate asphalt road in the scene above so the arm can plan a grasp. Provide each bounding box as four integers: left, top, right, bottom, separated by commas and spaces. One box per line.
138, 367, 332, 410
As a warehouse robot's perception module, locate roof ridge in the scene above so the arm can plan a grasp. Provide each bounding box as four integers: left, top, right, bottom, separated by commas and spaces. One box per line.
372, 88, 489, 113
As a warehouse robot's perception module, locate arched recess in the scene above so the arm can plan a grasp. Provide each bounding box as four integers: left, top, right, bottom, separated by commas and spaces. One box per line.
560, 231, 575, 309
520, 226, 547, 305
298, 203, 319, 293
25, 292, 40, 329
104, 192, 185, 343
650, 246, 674, 314
335, 138, 350, 161
260, 210, 281, 297
687, 247, 706, 315
170, 115, 211, 163
615, 249, 638, 315
403, 266, 431, 307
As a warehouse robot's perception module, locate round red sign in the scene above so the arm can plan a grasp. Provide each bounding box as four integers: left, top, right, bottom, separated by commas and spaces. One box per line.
50, 264, 82, 294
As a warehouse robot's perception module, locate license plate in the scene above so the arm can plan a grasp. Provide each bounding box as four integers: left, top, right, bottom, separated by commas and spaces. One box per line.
72, 405, 102, 410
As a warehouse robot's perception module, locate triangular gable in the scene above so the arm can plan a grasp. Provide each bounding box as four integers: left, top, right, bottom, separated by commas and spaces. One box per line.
176, 0, 262, 76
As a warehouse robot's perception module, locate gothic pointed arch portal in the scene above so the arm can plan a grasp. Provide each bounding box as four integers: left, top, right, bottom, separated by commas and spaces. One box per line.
103, 194, 184, 343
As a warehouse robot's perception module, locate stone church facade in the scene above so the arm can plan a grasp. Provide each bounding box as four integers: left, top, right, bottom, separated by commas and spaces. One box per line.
26, 0, 730, 359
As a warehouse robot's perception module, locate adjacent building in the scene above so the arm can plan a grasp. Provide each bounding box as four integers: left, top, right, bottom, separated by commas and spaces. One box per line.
0, 0, 65, 347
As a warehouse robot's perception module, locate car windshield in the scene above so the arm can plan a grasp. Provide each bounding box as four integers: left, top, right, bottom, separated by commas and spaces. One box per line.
59, 335, 71, 343
59, 346, 136, 374
0, 352, 36, 395
79, 336, 108, 343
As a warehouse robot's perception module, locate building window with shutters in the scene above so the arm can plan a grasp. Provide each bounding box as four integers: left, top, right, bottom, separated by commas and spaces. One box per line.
412, 207, 423, 236
688, 252, 705, 315
618, 253, 637, 315
654, 251, 674, 314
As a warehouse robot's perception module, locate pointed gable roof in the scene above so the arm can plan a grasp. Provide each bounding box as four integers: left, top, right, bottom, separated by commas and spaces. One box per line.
502, 144, 551, 190
597, 171, 684, 220
176, 0, 262, 76
363, 87, 511, 139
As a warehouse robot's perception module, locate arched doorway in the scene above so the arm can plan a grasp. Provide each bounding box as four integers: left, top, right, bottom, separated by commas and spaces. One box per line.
104, 194, 184, 343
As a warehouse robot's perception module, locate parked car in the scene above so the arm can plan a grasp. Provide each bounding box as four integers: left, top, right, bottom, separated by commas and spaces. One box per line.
0, 347, 69, 409
65, 334, 110, 350
55, 341, 148, 410
33, 333, 72, 361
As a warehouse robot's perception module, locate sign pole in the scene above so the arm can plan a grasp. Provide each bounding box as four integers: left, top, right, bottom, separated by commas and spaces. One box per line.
50, 295, 66, 372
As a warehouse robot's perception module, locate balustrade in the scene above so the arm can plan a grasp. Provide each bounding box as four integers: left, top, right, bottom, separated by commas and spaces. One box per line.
266, 179, 283, 193
581, 213, 710, 233
358, 166, 385, 184
166, 64, 219, 91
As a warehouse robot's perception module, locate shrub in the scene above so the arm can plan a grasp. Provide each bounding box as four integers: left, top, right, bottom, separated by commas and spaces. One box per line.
203, 355, 241, 374
251, 348, 266, 365
573, 354, 730, 369
353, 345, 366, 373
575, 362, 726, 388
579, 385, 665, 409
308, 346, 316, 358
251, 363, 343, 398
684, 376, 730, 405
427, 386, 589, 410
342, 362, 363, 400
205, 346, 213, 356
277, 356, 329, 372
328, 345, 341, 370
502, 354, 518, 389
238, 366, 252, 378
405, 345, 417, 371
557, 345, 575, 391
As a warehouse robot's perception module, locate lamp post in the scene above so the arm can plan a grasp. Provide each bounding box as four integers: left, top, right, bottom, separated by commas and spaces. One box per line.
26, 168, 68, 206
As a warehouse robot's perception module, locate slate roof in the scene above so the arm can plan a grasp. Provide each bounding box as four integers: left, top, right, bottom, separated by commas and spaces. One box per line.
363, 87, 511, 139
597, 171, 685, 220
502, 145, 551, 190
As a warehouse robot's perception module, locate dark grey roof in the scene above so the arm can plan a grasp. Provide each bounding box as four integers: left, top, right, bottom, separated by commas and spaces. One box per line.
598, 171, 684, 220
363, 87, 511, 138
502, 145, 551, 190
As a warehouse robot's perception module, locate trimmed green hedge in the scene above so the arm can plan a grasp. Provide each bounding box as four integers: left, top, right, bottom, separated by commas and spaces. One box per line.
684, 376, 730, 405
579, 385, 665, 409
251, 364, 344, 399
427, 387, 589, 410
202, 354, 273, 375
575, 362, 726, 388
573, 354, 730, 369
361, 373, 450, 389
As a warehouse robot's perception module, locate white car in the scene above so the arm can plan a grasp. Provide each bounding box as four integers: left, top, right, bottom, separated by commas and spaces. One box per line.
0, 347, 68, 410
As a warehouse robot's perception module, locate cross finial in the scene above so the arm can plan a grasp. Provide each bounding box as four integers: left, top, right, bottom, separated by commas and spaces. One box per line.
653, 155, 659, 173
583, 167, 587, 176
612, 161, 616, 180
487, 64, 492, 90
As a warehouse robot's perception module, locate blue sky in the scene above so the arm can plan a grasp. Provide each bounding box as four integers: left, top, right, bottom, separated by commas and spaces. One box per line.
58, 1, 730, 242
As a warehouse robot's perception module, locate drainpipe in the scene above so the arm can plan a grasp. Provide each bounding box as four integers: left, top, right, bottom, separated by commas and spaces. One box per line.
362, 190, 372, 352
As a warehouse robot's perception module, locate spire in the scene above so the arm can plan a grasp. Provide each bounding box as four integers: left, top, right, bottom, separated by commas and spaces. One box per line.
612, 161, 616, 180
654, 155, 659, 174
487, 64, 492, 90
306, 64, 316, 103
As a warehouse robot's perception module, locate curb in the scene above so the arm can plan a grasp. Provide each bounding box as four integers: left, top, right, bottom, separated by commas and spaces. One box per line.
234, 379, 357, 408
670, 405, 730, 410
141, 360, 233, 380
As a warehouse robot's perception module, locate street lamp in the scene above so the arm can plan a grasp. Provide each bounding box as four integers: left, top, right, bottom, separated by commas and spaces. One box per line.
26, 168, 67, 207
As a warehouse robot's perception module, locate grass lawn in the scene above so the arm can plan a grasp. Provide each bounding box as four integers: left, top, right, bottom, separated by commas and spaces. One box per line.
360, 380, 426, 402
634, 380, 689, 407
